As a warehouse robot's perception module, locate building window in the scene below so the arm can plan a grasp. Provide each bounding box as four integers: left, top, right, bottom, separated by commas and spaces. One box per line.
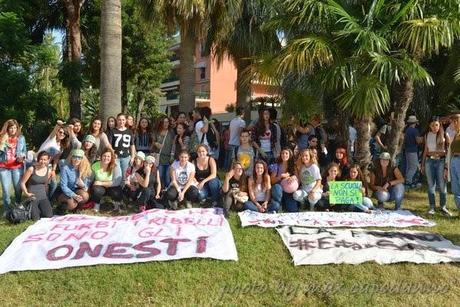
200, 67, 206, 80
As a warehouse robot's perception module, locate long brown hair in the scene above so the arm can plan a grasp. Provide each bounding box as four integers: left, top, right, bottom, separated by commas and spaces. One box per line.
0, 119, 21, 139
251, 160, 270, 190
451, 114, 460, 135
231, 161, 248, 192
100, 148, 116, 174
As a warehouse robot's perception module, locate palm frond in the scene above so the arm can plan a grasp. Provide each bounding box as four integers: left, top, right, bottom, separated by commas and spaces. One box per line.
336, 76, 390, 118
366, 52, 433, 85
276, 35, 335, 76
397, 17, 457, 57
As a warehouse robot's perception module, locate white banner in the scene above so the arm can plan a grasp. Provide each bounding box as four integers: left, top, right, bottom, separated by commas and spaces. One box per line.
277, 227, 460, 265
239, 210, 435, 228
0, 208, 237, 274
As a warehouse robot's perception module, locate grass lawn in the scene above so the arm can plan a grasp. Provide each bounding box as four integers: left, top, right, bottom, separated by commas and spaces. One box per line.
0, 188, 459, 306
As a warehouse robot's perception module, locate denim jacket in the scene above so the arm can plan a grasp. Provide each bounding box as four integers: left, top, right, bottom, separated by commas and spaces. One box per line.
0, 135, 27, 163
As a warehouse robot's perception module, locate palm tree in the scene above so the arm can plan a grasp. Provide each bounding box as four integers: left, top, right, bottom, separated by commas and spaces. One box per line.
138, 0, 208, 114
100, 0, 122, 121
258, 0, 437, 171
63, 0, 86, 119
205, 0, 279, 120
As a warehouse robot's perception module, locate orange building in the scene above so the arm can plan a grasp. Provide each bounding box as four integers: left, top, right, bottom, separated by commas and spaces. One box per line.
159, 41, 277, 119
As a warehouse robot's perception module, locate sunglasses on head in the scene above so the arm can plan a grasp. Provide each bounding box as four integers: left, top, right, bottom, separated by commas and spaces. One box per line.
72, 156, 82, 160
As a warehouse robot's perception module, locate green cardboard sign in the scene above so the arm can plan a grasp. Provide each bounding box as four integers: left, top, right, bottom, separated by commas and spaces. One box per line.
329, 181, 363, 205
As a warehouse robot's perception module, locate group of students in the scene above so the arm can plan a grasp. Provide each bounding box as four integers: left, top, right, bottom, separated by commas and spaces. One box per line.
1, 108, 460, 220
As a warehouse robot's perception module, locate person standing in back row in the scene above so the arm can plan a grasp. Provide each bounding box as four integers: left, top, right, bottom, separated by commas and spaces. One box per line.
226, 107, 246, 171
107, 113, 135, 181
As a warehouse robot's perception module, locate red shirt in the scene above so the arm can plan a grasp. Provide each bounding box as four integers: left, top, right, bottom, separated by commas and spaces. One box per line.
0, 137, 23, 169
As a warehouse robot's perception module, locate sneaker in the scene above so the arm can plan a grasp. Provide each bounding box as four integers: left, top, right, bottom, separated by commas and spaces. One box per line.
185, 201, 193, 209
377, 202, 385, 210
139, 205, 146, 212
441, 207, 452, 217
428, 209, 435, 215
94, 203, 100, 213
309, 203, 315, 211
168, 200, 178, 210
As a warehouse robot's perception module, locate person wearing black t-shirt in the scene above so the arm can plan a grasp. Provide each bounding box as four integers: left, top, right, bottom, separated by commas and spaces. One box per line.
132, 155, 162, 212
222, 161, 248, 215
107, 113, 135, 181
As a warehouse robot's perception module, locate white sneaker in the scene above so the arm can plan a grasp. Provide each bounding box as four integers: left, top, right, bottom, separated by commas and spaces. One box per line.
428, 209, 435, 215
441, 207, 452, 217
94, 203, 100, 213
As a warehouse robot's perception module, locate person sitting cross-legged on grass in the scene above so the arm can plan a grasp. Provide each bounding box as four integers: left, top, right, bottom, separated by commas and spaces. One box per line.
90, 148, 123, 213
345, 164, 374, 213
131, 155, 162, 212
193, 144, 221, 207
293, 149, 322, 211
243, 160, 279, 213
165, 150, 199, 209
56, 149, 91, 214
20, 151, 53, 220
270, 148, 299, 212
370, 152, 405, 210
222, 161, 249, 216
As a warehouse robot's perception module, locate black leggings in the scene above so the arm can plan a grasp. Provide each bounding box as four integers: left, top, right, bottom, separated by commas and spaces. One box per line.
30, 198, 53, 221
91, 186, 123, 203
166, 186, 199, 202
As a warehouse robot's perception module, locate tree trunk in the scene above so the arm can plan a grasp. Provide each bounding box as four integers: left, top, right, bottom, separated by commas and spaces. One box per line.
236, 58, 252, 122
387, 78, 414, 160
121, 71, 128, 113
136, 97, 145, 124
179, 27, 196, 114
100, 0, 122, 123
355, 116, 373, 178
64, 0, 84, 119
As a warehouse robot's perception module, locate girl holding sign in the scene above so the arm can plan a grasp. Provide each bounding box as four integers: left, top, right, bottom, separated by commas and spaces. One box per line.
293, 149, 322, 211
317, 163, 341, 211
370, 152, 405, 210
346, 164, 374, 213
244, 160, 279, 213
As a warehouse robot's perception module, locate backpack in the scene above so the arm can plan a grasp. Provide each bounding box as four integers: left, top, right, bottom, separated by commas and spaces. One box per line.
6, 197, 34, 224
206, 123, 219, 149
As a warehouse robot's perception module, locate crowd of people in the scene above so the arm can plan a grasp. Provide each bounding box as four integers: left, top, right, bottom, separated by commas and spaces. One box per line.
1, 106, 460, 220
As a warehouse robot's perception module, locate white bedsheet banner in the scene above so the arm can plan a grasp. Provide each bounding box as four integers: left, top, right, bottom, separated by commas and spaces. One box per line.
277, 227, 460, 265
0, 208, 237, 274
239, 210, 435, 228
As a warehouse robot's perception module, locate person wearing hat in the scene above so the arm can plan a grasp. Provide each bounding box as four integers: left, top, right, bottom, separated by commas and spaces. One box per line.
369, 152, 405, 210
403, 115, 423, 188
130, 155, 162, 212
80, 134, 98, 163
56, 149, 92, 214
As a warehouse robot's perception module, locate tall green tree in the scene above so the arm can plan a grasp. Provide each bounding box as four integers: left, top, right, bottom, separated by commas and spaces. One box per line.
139, 0, 208, 114
259, 0, 439, 170
100, 0, 122, 121
206, 0, 279, 120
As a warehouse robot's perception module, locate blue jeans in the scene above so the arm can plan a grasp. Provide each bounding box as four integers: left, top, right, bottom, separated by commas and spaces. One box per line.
224, 145, 237, 171
450, 156, 460, 211
405, 151, 418, 184
0, 167, 23, 211
353, 197, 374, 212
244, 200, 280, 213
117, 156, 131, 182
158, 163, 170, 188
271, 183, 299, 212
198, 178, 222, 202
374, 183, 405, 210
425, 158, 447, 209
